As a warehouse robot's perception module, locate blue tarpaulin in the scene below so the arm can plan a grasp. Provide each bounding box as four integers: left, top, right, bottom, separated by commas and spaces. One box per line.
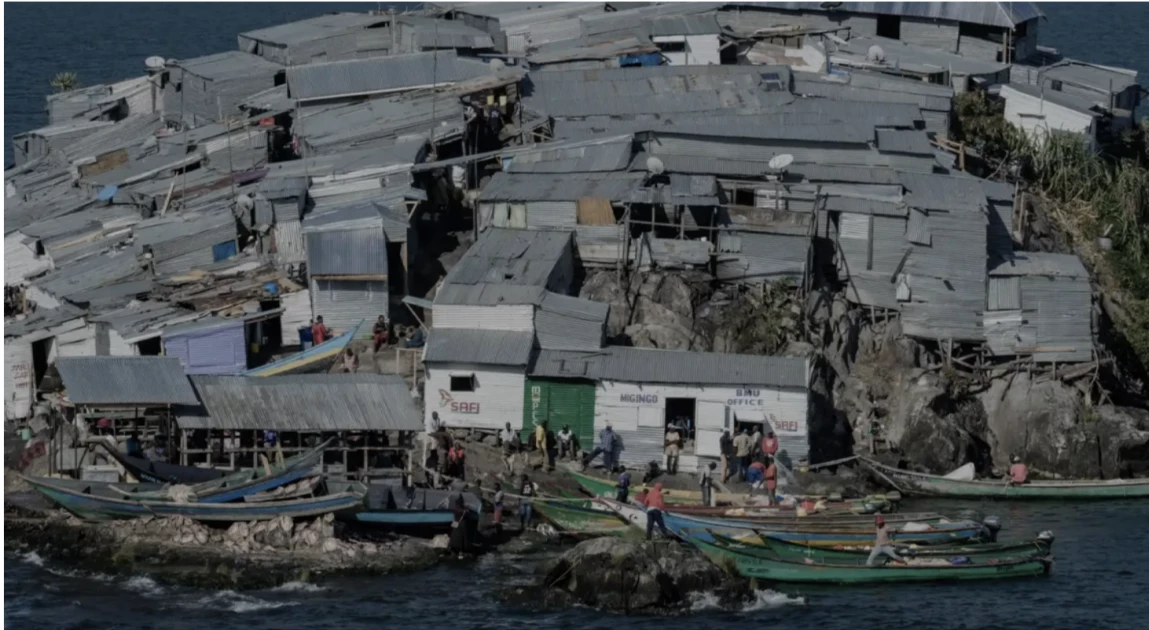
212, 240, 238, 262
619, 53, 661, 67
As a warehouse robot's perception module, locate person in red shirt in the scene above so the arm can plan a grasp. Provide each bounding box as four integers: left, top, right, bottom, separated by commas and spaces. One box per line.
311, 316, 331, 345
762, 431, 779, 457
642, 482, 671, 540
1008, 454, 1028, 485
764, 457, 778, 506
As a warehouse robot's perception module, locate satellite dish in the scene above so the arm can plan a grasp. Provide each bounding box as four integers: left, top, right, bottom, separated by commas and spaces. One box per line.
236, 193, 255, 212
768, 154, 794, 171
646, 156, 665, 175
867, 45, 886, 63
489, 58, 506, 72
145, 56, 166, 70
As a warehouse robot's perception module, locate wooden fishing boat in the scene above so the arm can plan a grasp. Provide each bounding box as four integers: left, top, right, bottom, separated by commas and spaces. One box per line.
566, 469, 894, 512
663, 511, 990, 547
865, 460, 1149, 499
23, 475, 362, 522
243, 321, 363, 376
689, 534, 1051, 584
124, 439, 331, 504
97, 443, 227, 485
667, 505, 949, 526
744, 532, 1054, 563
534, 498, 632, 535
595, 498, 945, 532
328, 481, 481, 529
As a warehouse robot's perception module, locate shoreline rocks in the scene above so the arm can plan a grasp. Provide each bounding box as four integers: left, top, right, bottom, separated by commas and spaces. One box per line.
4, 508, 442, 590
502, 537, 750, 614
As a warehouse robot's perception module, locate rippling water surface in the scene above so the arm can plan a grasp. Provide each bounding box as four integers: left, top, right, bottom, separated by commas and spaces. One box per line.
7, 500, 1149, 630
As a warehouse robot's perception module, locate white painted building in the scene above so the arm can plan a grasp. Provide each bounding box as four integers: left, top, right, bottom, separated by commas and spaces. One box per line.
423, 329, 535, 432
654, 34, 721, 66
1000, 83, 1099, 150
532, 347, 812, 473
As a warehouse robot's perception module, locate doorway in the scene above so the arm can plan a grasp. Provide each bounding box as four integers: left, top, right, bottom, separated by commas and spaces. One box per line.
876, 14, 901, 39
31, 337, 53, 390
136, 336, 162, 356
665, 398, 697, 454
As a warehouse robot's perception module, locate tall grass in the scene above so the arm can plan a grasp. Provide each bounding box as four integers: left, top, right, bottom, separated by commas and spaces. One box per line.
955, 92, 1149, 375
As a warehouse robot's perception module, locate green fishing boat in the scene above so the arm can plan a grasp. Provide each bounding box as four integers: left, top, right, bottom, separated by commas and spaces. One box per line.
745, 532, 1054, 563
533, 499, 631, 536
691, 534, 1052, 584
565, 469, 893, 511
866, 460, 1149, 500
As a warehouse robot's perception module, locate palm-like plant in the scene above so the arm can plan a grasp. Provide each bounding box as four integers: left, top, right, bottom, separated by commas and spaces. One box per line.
50, 71, 79, 93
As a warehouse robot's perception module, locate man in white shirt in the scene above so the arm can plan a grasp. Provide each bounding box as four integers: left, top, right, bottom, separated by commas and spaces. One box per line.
557, 424, 574, 460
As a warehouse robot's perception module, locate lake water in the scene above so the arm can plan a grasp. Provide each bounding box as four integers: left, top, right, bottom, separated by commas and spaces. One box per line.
7, 499, 1149, 630
6, 3, 1149, 627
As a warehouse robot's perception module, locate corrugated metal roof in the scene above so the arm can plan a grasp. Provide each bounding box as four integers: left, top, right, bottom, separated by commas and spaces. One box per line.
1026, 59, 1138, 94
898, 172, 987, 212
3, 303, 87, 338
647, 12, 723, 36
423, 328, 536, 366
716, 232, 808, 282
33, 250, 146, 302
181, 374, 422, 431
56, 357, 198, 405
989, 252, 1089, 278
297, 92, 465, 152
240, 13, 386, 46
439, 227, 571, 298
830, 35, 1008, 77
876, 129, 934, 156
530, 346, 807, 388
504, 136, 634, 174
480, 171, 644, 202
398, 16, 497, 50
286, 51, 495, 100
89, 302, 201, 340
529, 36, 658, 64
307, 227, 388, 276
741, 2, 1042, 28
173, 51, 284, 81
535, 291, 608, 350
581, 3, 722, 38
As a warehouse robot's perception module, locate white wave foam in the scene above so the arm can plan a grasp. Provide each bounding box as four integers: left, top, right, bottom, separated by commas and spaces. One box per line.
124, 575, 165, 596
190, 590, 301, 614
20, 552, 44, 566
689, 589, 805, 612
271, 581, 327, 593
742, 588, 805, 610
46, 567, 114, 582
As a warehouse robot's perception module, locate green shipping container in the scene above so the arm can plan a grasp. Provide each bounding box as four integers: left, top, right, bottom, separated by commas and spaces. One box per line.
522, 379, 596, 449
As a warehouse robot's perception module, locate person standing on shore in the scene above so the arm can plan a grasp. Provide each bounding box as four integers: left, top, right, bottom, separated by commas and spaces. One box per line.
1008, 455, 1028, 485
519, 474, 535, 530
616, 466, 631, 503
733, 428, 753, 481
664, 424, 682, 475
492, 482, 505, 535
750, 424, 763, 460
699, 462, 716, 507
762, 430, 779, 458
642, 482, 671, 540
372, 315, 388, 353
866, 515, 903, 566
534, 422, 547, 469
311, 316, 331, 345
585, 424, 617, 472
764, 457, 778, 506
557, 424, 573, 460
544, 426, 557, 471
719, 430, 734, 483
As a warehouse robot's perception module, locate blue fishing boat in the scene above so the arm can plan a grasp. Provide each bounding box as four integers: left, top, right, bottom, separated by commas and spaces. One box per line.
23, 475, 362, 522
662, 511, 989, 547
98, 443, 227, 485
121, 439, 332, 504
329, 481, 481, 529
243, 320, 363, 377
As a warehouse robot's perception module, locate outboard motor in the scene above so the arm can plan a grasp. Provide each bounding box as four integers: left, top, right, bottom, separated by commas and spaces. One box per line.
981, 515, 1002, 542
884, 491, 902, 511
861, 502, 882, 514
1036, 530, 1056, 554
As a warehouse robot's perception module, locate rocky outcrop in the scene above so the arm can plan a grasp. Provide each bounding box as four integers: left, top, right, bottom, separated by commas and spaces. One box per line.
510, 537, 748, 613
979, 376, 1149, 478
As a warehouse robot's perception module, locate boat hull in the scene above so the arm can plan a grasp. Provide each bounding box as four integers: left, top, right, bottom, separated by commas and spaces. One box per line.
867, 461, 1149, 499
534, 499, 631, 536
691, 536, 1051, 584
26, 476, 361, 522
664, 511, 988, 547
753, 534, 1053, 563
100, 446, 227, 485
566, 469, 893, 511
